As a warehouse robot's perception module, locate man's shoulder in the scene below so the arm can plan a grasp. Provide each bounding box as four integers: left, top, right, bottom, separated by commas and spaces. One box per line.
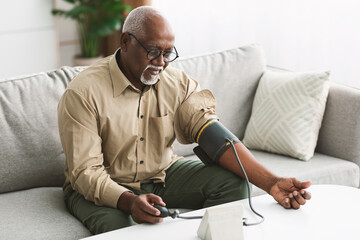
160, 65, 196, 87
158, 65, 200, 104
67, 56, 112, 96
162, 65, 187, 79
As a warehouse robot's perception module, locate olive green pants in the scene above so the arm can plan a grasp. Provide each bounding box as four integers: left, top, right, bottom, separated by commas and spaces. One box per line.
64, 159, 249, 235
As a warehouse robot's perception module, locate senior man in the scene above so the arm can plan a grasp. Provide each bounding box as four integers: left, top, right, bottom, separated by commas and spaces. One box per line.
58, 6, 311, 235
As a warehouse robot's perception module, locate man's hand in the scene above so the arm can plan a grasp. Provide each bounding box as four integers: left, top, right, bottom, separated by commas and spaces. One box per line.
117, 192, 166, 224
269, 178, 312, 209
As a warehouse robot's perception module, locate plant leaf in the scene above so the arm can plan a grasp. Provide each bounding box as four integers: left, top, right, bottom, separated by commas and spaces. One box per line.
62, 0, 76, 4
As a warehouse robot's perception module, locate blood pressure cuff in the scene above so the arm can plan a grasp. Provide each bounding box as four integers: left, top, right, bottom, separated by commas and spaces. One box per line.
193, 119, 240, 166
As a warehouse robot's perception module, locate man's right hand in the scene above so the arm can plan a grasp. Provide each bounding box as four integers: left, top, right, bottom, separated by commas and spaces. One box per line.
117, 191, 166, 224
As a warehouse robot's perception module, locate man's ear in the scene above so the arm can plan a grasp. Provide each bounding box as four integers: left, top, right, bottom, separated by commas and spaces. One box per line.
120, 32, 131, 52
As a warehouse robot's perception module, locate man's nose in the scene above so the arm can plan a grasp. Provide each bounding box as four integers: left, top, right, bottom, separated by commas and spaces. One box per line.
151, 54, 166, 67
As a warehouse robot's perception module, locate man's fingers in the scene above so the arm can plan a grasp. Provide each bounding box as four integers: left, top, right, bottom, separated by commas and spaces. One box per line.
141, 201, 160, 216
138, 195, 163, 216
273, 178, 312, 210
289, 193, 300, 209
139, 193, 167, 217
130, 194, 167, 223
293, 191, 306, 205
294, 179, 312, 190
282, 198, 291, 209
147, 194, 166, 206
300, 189, 312, 200
132, 207, 163, 224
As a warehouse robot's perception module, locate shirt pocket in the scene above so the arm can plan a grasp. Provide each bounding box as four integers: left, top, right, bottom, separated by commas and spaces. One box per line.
148, 113, 175, 149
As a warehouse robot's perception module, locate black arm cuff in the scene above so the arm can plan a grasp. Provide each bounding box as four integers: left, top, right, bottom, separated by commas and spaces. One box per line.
194, 120, 240, 165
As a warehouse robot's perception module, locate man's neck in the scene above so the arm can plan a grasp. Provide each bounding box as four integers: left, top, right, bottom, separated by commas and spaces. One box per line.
116, 50, 146, 91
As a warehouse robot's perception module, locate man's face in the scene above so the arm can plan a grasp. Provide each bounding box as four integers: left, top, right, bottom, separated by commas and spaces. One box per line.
120, 15, 176, 88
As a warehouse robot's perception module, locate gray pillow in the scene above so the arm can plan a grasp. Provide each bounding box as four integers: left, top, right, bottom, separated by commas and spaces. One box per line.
0, 66, 85, 193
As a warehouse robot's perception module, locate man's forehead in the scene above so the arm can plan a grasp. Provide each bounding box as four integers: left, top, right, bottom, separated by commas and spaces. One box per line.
147, 43, 175, 50
140, 22, 175, 48
144, 13, 174, 34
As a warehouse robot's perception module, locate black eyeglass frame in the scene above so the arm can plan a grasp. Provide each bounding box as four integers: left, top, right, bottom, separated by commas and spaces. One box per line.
128, 33, 179, 63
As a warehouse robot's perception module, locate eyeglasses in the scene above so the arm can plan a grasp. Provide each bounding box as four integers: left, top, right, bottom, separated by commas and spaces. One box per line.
128, 33, 179, 63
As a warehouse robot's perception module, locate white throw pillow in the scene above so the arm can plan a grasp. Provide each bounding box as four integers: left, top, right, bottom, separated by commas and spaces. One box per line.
243, 70, 330, 161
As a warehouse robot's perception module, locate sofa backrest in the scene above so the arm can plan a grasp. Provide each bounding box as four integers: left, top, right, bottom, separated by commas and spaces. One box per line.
1, 45, 359, 193
0, 67, 85, 193
316, 82, 360, 166
171, 44, 266, 156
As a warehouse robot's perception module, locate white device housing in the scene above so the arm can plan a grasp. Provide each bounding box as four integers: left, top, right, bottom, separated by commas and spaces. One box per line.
197, 204, 244, 240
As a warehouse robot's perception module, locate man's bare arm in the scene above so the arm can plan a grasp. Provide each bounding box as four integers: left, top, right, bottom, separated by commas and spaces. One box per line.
218, 141, 311, 209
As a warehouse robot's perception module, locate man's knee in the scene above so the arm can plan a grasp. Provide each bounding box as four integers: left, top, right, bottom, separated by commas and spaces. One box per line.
65, 188, 136, 235
84, 209, 136, 235
225, 176, 250, 200
203, 167, 250, 207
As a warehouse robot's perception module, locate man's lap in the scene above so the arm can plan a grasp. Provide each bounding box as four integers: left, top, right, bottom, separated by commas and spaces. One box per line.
151, 159, 249, 208
64, 159, 249, 234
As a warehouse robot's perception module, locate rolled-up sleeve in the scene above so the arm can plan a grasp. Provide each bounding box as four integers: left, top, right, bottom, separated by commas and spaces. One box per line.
58, 89, 128, 208
174, 88, 219, 144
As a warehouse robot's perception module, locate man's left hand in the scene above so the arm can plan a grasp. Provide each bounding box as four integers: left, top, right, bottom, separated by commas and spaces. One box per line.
269, 178, 312, 209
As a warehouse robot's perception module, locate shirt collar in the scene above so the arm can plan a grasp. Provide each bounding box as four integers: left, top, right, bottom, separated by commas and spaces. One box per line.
109, 49, 133, 97
109, 48, 161, 97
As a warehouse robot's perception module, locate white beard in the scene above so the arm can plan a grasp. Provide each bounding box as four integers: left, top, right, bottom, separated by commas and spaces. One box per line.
140, 65, 163, 85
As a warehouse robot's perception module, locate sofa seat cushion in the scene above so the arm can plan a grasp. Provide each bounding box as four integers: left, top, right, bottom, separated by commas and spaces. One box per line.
0, 187, 90, 240
250, 150, 360, 196
184, 150, 359, 196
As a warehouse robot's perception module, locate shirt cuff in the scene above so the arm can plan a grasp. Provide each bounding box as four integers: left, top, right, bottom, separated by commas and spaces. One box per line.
102, 181, 131, 209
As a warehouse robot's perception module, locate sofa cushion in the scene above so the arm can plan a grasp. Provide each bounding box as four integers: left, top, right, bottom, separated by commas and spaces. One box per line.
0, 187, 91, 240
0, 67, 85, 193
183, 150, 359, 196
243, 70, 330, 160
171, 44, 266, 157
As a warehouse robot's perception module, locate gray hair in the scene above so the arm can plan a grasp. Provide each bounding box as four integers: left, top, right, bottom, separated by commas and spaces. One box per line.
122, 6, 163, 36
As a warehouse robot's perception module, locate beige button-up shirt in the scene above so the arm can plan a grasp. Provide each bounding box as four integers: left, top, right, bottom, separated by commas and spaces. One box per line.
58, 50, 218, 208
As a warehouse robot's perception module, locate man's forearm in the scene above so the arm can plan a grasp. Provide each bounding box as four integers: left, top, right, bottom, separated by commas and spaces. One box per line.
218, 141, 279, 194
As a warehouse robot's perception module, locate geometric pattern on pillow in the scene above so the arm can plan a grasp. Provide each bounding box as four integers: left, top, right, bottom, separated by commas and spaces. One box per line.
243, 70, 330, 161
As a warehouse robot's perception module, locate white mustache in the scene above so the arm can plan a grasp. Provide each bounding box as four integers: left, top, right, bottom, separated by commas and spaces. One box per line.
144, 64, 164, 73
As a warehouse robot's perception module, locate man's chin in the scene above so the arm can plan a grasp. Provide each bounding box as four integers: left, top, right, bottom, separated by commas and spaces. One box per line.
140, 74, 159, 85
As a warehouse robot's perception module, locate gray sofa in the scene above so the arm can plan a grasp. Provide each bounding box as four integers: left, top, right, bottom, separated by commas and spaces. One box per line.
1, 45, 359, 240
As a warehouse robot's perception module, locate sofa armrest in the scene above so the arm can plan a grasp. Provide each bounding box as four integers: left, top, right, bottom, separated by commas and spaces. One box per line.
316, 82, 360, 169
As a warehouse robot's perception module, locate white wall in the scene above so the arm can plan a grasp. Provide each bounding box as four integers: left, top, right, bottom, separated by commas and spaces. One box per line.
153, 0, 360, 89
1, 0, 359, 89
153, 0, 258, 57
54, 0, 81, 67
0, 0, 57, 79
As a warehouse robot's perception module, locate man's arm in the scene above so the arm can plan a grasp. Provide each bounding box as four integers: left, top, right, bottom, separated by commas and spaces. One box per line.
59, 89, 173, 223
192, 118, 311, 209
58, 89, 128, 208
174, 80, 310, 209
218, 141, 311, 209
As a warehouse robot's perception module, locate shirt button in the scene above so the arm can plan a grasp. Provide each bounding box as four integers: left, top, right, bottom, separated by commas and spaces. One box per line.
140, 115, 144, 119
140, 137, 144, 141
140, 160, 144, 164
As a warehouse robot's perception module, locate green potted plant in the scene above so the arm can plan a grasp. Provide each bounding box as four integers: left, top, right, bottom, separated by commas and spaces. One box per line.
52, 0, 131, 65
